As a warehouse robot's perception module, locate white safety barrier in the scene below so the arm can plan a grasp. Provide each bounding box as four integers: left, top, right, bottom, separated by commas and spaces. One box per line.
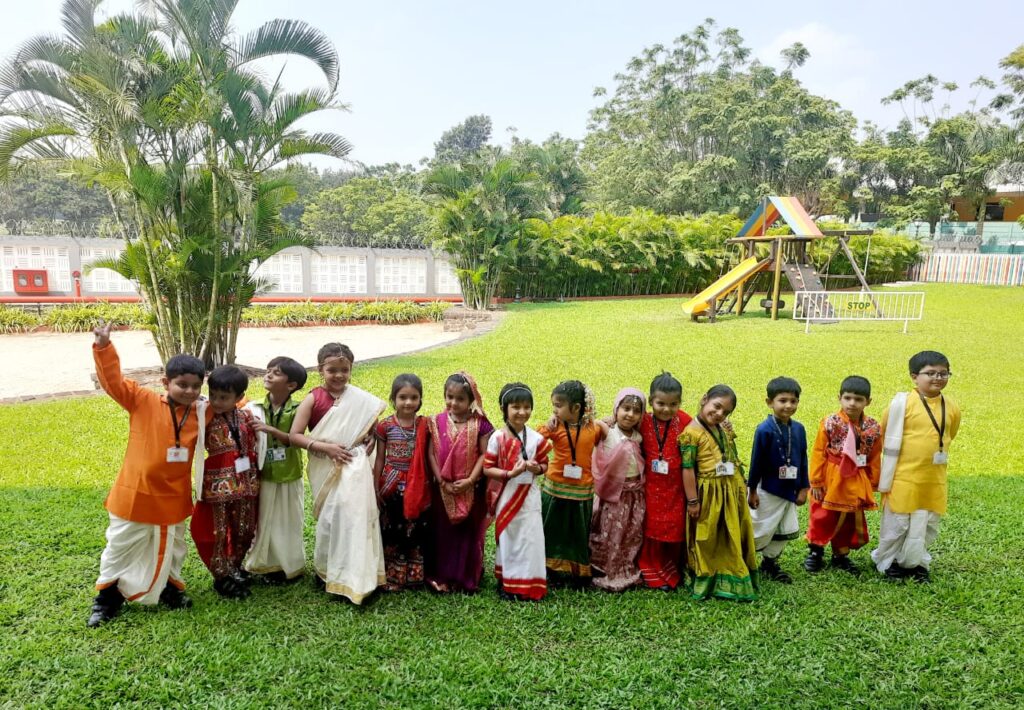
793, 291, 925, 333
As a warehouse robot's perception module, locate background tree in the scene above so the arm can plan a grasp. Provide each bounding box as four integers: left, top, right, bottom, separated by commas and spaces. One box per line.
433, 114, 493, 164
301, 173, 434, 247
0, 0, 349, 365
423, 152, 544, 309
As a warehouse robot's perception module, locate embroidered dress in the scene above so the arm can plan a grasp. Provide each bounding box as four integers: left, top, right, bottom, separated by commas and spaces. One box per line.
806, 412, 881, 553
91, 342, 211, 602
484, 427, 553, 600
748, 416, 809, 558
537, 420, 601, 580
376, 414, 428, 589
590, 425, 645, 592
872, 393, 961, 572
680, 421, 758, 601
244, 396, 306, 579
425, 412, 495, 592
191, 410, 260, 582
306, 385, 388, 603
637, 411, 692, 589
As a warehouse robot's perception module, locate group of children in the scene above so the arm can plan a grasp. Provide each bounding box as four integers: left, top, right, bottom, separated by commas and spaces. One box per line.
86, 321, 960, 626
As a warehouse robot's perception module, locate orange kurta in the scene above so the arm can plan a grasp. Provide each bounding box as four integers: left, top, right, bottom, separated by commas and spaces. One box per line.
94, 342, 209, 525
809, 411, 882, 513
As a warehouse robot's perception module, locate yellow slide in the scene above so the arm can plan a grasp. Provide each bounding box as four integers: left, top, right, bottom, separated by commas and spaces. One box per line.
681, 256, 771, 316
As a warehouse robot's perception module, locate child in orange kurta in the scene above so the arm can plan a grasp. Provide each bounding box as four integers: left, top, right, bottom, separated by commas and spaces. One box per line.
804, 375, 882, 575
88, 323, 210, 627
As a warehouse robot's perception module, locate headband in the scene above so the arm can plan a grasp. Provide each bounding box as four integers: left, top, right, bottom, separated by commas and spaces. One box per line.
500, 385, 533, 406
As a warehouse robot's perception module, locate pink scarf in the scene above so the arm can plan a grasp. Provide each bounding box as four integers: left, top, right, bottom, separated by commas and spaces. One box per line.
592, 388, 646, 504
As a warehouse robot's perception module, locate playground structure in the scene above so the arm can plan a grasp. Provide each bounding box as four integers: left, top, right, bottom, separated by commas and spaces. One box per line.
681, 196, 875, 322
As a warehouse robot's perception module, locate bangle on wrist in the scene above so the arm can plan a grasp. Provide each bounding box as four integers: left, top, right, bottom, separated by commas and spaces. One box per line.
687, 498, 699, 505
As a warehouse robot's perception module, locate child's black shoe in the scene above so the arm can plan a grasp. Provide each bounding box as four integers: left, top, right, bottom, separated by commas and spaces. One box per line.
911, 566, 931, 584
803, 545, 825, 573
829, 555, 859, 575
159, 584, 193, 610
264, 571, 289, 585
213, 576, 249, 599
760, 557, 793, 584
884, 562, 910, 580
86, 586, 124, 628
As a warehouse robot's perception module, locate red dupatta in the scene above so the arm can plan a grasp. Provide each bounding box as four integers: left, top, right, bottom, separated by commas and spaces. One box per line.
402, 415, 431, 520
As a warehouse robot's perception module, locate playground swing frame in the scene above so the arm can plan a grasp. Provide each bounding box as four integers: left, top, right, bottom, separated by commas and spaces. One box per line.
682, 197, 879, 323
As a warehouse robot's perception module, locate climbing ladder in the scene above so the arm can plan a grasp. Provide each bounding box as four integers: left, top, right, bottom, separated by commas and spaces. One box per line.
784, 262, 836, 320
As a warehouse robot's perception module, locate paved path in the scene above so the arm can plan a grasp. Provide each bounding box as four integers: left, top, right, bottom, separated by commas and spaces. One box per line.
0, 324, 462, 400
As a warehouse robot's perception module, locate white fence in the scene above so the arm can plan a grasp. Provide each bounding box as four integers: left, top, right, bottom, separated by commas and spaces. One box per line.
794, 291, 925, 333
0, 237, 462, 298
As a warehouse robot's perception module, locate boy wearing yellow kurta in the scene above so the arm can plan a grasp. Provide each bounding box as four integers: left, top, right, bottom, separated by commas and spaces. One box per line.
872, 351, 960, 583
88, 323, 211, 627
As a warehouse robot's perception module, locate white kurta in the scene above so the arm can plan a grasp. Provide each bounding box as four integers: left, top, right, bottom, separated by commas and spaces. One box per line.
306, 385, 387, 603
96, 513, 188, 604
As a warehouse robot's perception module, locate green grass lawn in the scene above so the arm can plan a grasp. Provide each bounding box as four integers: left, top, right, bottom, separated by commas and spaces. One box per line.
2, 283, 1024, 708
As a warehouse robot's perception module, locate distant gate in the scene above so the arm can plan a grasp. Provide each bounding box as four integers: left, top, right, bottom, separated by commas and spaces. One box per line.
794, 291, 925, 333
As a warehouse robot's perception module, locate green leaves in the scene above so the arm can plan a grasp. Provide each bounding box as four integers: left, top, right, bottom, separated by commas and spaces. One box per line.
232, 19, 339, 92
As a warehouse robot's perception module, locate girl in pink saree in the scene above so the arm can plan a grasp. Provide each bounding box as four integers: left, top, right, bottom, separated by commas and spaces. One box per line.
425, 372, 494, 593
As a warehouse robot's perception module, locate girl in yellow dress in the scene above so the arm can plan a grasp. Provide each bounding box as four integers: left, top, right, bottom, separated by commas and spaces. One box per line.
680, 384, 758, 601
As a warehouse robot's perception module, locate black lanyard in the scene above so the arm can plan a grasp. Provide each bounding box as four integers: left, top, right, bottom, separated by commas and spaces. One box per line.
770, 416, 792, 466
697, 416, 727, 461
919, 393, 946, 452
224, 410, 242, 451
563, 421, 581, 465
266, 395, 289, 432
510, 425, 529, 460
168, 399, 191, 448
653, 417, 671, 460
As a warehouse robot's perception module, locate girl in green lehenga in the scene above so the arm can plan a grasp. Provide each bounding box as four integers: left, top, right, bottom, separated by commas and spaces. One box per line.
680, 385, 758, 601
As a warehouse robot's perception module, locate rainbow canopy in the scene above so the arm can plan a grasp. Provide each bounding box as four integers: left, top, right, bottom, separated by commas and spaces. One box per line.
736, 196, 823, 238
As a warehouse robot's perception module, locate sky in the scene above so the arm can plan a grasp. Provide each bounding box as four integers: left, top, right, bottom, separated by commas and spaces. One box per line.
2, 0, 1022, 169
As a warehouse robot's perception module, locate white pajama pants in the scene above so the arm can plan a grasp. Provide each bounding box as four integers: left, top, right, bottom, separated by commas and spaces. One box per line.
244, 478, 306, 578
871, 502, 942, 572
95, 513, 188, 604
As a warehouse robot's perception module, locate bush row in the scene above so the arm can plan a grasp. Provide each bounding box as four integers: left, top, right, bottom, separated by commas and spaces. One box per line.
0, 301, 452, 334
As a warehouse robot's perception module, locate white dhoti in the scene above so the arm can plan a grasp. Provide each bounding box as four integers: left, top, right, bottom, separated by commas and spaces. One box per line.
871, 502, 942, 572
96, 513, 187, 604
244, 479, 306, 578
306, 385, 386, 604
750, 488, 800, 559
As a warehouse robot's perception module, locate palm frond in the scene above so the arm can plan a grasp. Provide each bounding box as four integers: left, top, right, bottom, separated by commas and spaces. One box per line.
232, 19, 339, 91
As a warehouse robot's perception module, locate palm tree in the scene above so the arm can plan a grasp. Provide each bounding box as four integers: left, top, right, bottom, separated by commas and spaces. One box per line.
0, 0, 349, 365
423, 152, 546, 310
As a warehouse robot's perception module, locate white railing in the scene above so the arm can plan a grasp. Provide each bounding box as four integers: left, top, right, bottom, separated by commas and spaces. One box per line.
794, 291, 926, 333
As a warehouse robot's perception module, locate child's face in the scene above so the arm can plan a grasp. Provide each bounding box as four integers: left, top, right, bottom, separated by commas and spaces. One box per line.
445, 384, 473, 418
393, 386, 421, 418
264, 366, 298, 397
615, 399, 643, 433
319, 356, 351, 394
911, 365, 951, 398
505, 400, 533, 430
163, 374, 203, 406
767, 392, 799, 423
209, 388, 244, 414
551, 394, 581, 424
700, 395, 734, 426
839, 392, 870, 420
650, 389, 681, 422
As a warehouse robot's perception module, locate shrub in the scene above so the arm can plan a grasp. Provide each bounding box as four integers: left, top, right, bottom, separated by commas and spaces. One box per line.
42, 303, 151, 333
0, 306, 41, 333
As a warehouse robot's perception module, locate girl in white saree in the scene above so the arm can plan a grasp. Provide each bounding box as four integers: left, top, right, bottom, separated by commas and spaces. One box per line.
290, 343, 387, 604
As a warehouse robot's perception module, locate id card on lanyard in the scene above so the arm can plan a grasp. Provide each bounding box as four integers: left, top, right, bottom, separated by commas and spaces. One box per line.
166, 399, 192, 462
562, 421, 584, 479
920, 394, 949, 465
651, 417, 671, 474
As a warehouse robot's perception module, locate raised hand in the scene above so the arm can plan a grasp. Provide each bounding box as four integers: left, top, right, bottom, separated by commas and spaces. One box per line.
93, 321, 112, 347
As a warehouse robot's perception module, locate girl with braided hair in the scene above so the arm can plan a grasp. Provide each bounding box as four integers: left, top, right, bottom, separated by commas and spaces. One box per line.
537, 380, 608, 587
